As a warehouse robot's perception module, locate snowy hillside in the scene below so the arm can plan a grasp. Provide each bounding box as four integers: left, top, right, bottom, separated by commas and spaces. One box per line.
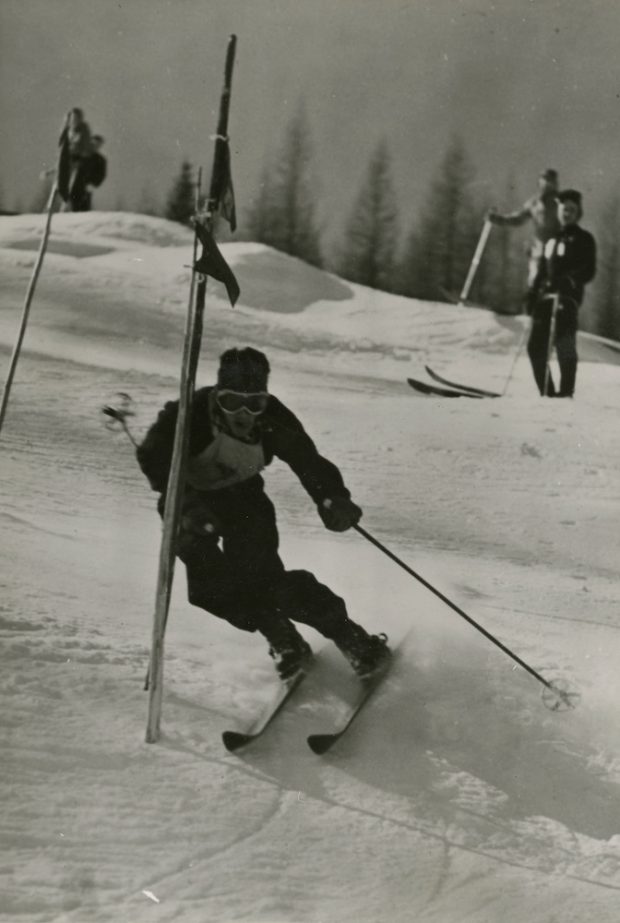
2, 211, 620, 923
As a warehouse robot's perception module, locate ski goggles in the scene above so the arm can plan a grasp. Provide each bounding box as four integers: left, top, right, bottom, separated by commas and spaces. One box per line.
215, 390, 269, 415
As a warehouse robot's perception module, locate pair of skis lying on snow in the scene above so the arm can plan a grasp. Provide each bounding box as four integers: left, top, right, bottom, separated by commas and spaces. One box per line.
408, 366, 501, 399
223, 642, 401, 755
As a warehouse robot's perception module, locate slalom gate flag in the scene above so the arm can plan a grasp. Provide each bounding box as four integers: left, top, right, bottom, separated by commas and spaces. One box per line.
211, 135, 237, 232
56, 125, 71, 203
219, 142, 237, 231
193, 220, 240, 307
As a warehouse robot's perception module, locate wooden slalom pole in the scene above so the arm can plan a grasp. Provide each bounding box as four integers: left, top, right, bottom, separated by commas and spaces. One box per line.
0, 183, 58, 436
145, 34, 238, 744
458, 218, 493, 305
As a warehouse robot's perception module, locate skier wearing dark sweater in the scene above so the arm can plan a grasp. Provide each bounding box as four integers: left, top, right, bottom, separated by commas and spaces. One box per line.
77, 135, 107, 212
137, 347, 390, 680
527, 189, 596, 397
63, 108, 94, 212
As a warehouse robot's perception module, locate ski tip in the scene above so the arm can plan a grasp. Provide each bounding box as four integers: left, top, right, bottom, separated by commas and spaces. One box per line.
307, 733, 339, 755
222, 730, 252, 752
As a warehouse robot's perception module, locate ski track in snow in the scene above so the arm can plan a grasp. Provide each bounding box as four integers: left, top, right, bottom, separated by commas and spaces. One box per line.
2, 213, 620, 922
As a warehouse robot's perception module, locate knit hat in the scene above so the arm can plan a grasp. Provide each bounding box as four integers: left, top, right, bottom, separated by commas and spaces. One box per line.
217, 347, 270, 392
540, 168, 558, 182
558, 188, 583, 218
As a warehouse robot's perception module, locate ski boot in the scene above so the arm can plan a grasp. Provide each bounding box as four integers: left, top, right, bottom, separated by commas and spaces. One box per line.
334, 624, 391, 679
262, 617, 314, 681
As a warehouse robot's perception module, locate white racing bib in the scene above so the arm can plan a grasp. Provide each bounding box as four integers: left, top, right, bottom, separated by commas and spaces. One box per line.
186, 429, 266, 491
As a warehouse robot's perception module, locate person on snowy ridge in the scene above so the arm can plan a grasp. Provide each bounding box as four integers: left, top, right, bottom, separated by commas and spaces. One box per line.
526, 189, 596, 398
63, 107, 94, 212
487, 167, 561, 306
77, 134, 107, 212
136, 347, 391, 681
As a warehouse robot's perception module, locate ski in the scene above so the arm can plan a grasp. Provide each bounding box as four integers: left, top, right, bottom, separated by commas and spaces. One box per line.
407, 377, 484, 399
424, 366, 501, 398
222, 664, 311, 751
307, 658, 395, 755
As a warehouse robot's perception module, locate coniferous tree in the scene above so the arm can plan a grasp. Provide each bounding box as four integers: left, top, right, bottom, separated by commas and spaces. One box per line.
243, 165, 278, 244
165, 160, 195, 226
243, 103, 322, 266
399, 134, 478, 301
476, 172, 527, 314
335, 138, 399, 291
588, 195, 620, 340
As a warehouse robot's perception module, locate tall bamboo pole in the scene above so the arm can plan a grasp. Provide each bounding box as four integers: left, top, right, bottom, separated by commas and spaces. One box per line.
0, 184, 58, 435
145, 35, 238, 743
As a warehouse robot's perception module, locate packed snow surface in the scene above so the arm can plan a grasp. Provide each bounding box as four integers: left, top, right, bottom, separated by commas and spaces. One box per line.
1, 212, 620, 923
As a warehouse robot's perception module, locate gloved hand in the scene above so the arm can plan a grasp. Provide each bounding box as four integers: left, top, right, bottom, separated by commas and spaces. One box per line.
318, 496, 362, 532
486, 207, 499, 223
181, 494, 221, 538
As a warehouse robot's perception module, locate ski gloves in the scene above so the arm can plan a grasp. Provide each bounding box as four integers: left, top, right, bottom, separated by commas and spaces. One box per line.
181, 492, 222, 539
180, 489, 362, 538
319, 496, 362, 532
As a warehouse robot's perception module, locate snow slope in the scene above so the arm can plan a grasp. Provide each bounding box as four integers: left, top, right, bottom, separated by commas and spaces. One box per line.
1, 212, 620, 923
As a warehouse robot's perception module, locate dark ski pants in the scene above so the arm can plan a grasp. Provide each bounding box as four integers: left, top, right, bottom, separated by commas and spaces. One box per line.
67, 158, 91, 212
174, 478, 357, 646
527, 297, 578, 397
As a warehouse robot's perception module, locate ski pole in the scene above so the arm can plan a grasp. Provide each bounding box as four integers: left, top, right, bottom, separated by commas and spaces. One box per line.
543, 293, 560, 397
353, 523, 578, 710
102, 393, 138, 447
458, 218, 493, 305
0, 182, 58, 436
501, 315, 531, 396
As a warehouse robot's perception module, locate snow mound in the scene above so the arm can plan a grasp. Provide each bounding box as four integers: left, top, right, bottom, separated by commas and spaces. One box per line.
0, 211, 194, 248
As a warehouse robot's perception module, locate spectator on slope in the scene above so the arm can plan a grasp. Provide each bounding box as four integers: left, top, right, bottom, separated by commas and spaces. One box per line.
136, 347, 391, 682
63, 107, 94, 211
527, 189, 596, 397
487, 167, 561, 308
77, 135, 108, 212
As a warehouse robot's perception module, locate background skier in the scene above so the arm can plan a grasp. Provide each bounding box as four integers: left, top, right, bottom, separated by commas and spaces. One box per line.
487, 167, 561, 307
80, 134, 107, 211
527, 189, 596, 397
63, 107, 94, 212
137, 347, 391, 681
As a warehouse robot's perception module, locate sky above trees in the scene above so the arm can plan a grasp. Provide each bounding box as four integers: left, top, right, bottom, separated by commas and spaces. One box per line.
1, 0, 619, 230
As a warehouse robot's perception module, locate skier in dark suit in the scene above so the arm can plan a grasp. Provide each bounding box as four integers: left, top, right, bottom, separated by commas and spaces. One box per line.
78, 135, 107, 211
63, 108, 93, 212
137, 347, 391, 680
527, 189, 596, 397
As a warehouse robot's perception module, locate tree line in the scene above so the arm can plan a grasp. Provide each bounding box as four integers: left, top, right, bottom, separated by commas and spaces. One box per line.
12, 107, 619, 341
163, 122, 527, 317
161, 108, 619, 340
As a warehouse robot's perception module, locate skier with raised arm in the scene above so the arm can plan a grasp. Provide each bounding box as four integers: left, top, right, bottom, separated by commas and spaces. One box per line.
137, 347, 391, 682
487, 167, 561, 307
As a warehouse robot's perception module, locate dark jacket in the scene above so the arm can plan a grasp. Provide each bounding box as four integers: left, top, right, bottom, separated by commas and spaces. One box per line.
84, 152, 107, 188
534, 223, 597, 306
136, 387, 351, 507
